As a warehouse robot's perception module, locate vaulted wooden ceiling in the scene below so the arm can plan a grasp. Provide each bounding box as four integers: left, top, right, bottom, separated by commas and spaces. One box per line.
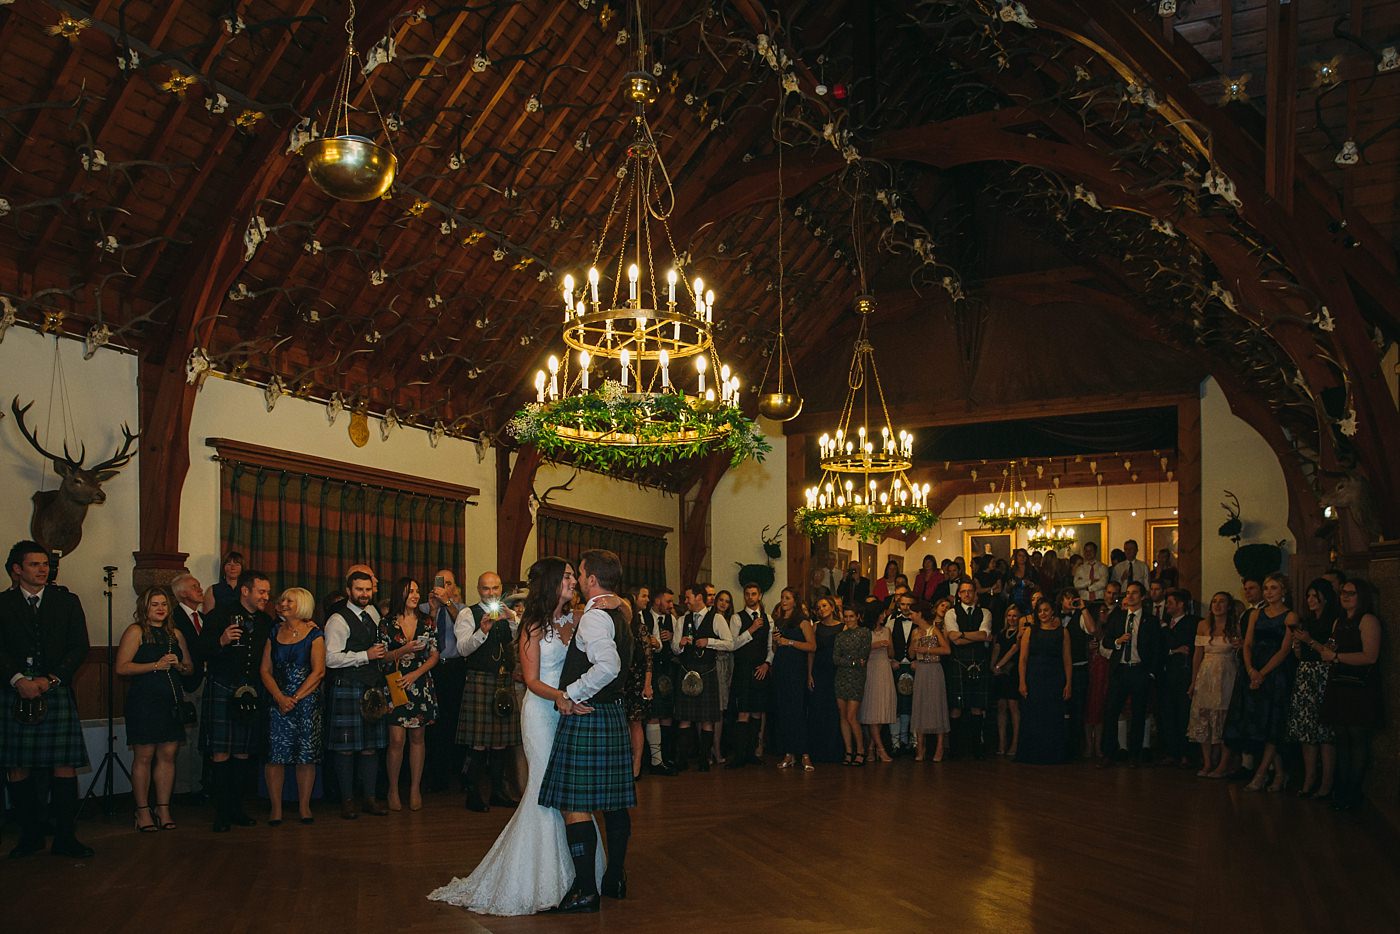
2, 1, 1398, 526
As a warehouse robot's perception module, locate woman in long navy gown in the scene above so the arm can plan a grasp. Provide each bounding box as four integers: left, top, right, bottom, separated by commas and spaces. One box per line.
806, 597, 846, 764
770, 588, 816, 771
1016, 598, 1071, 764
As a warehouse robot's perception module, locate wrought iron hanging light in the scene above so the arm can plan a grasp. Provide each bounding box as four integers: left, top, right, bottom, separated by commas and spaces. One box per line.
757, 93, 802, 422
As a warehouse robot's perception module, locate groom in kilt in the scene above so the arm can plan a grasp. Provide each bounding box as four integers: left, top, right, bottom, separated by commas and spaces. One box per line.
538, 548, 635, 913
0, 541, 93, 859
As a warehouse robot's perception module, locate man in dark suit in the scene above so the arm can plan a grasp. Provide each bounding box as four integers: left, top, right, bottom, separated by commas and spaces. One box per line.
169, 573, 208, 799
0, 540, 93, 859
1157, 588, 1200, 767
1097, 580, 1160, 767
836, 561, 870, 607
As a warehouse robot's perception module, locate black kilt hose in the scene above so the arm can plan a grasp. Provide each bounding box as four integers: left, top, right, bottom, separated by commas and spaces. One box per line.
455, 669, 522, 748
326, 681, 389, 753
199, 679, 262, 757
537, 699, 635, 812
947, 645, 991, 711
0, 685, 88, 769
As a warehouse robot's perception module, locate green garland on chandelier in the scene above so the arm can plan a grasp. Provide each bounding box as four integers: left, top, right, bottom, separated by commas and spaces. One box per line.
507, 380, 770, 471
978, 513, 1043, 532
793, 505, 938, 543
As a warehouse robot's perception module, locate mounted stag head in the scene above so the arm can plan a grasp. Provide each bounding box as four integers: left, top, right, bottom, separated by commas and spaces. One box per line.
10, 396, 138, 556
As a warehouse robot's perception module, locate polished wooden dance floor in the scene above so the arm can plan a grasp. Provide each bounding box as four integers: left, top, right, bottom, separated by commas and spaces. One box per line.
5, 758, 1397, 933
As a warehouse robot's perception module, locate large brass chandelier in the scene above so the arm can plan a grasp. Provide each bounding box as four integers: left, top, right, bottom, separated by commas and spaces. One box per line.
793, 179, 936, 542
507, 5, 766, 470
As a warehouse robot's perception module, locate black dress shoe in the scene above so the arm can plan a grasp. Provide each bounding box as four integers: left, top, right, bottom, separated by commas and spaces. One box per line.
647, 761, 677, 776
51, 838, 95, 859
552, 890, 601, 913
602, 872, 627, 899
9, 838, 45, 859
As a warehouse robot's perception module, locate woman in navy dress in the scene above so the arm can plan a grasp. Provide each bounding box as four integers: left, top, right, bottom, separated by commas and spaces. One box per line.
1230, 573, 1297, 792
770, 588, 816, 771
1016, 598, 1071, 764
806, 597, 846, 764
115, 586, 195, 832
260, 587, 325, 824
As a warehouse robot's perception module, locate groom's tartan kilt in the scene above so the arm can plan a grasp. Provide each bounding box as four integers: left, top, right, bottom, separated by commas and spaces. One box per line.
537, 699, 635, 812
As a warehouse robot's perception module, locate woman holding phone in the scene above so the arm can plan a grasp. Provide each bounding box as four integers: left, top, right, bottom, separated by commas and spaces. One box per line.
383, 577, 439, 811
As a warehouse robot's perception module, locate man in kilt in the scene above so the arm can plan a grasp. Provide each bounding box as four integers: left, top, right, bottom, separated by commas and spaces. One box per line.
1, 541, 92, 859
453, 570, 521, 812
198, 568, 273, 832
888, 594, 917, 757
943, 580, 994, 759
671, 585, 732, 772
643, 587, 678, 774
538, 548, 635, 913
726, 582, 772, 768
324, 570, 390, 819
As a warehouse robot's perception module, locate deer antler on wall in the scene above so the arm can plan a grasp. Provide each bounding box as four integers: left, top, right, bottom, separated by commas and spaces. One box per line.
10, 396, 138, 556
529, 468, 579, 515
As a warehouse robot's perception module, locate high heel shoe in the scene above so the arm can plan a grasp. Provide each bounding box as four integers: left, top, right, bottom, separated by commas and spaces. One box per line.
801, 756, 815, 772
853, 753, 865, 767
842, 753, 854, 767
1244, 777, 1267, 792
876, 749, 892, 763
134, 806, 158, 833
154, 802, 177, 830
778, 755, 795, 770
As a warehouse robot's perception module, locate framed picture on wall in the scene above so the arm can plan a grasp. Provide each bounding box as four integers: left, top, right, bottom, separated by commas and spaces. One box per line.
859, 542, 878, 579
837, 547, 852, 570
1053, 516, 1108, 558
1147, 519, 1179, 563
964, 530, 1013, 566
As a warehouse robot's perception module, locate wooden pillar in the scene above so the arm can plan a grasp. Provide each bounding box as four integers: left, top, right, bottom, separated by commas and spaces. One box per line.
678, 453, 729, 587
785, 433, 809, 600
1176, 394, 1202, 600
495, 445, 542, 582
1264, 0, 1298, 212
131, 356, 197, 592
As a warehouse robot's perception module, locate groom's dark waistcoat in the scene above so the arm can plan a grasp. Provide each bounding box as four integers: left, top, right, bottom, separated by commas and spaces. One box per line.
560, 605, 632, 704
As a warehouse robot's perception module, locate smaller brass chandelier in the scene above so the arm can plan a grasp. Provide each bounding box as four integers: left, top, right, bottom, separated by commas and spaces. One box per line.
1028, 524, 1076, 551
795, 294, 935, 543
756, 92, 802, 422
979, 459, 1045, 531
302, 0, 398, 202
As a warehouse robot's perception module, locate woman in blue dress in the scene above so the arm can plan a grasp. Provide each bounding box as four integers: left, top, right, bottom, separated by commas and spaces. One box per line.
1232, 573, 1297, 792
260, 587, 325, 824
1016, 598, 1071, 764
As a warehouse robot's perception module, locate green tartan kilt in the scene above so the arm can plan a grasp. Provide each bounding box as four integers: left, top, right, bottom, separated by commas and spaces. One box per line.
0, 686, 88, 769
537, 699, 635, 812
326, 682, 389, 753
455, 670, 522, 748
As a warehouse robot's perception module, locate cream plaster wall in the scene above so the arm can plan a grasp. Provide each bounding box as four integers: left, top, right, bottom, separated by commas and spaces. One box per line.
0, 329, 141, 640
709, 427, 788, 599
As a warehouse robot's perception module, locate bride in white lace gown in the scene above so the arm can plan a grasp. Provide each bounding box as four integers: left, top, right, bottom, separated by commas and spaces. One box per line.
429, 558, 602, 916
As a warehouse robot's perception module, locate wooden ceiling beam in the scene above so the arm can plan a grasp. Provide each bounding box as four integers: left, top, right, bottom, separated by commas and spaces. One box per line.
1263, 0, 1298, 212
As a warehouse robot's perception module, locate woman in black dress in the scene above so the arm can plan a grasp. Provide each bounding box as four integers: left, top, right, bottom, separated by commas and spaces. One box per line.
115, 586, 194, 831
1016, 598, 1071, 765
806, 597, 845, 764
1319, 580, 1383, 810
771, 588, 816, 771
990, 605, 1023, 756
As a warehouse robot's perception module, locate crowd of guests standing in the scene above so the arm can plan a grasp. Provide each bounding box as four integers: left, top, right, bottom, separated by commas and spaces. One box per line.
0, 534, 1387, 860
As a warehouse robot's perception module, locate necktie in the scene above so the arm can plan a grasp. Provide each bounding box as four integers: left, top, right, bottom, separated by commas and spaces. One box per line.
1125, 563, 1134, 584
27, 594, 39, 614
1126, 612, 1137, 664
191, 610, 202, 636
438, 606, 457, 658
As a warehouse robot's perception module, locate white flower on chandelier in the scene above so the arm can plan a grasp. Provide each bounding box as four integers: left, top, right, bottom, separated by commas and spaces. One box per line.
599, 379, 626, 406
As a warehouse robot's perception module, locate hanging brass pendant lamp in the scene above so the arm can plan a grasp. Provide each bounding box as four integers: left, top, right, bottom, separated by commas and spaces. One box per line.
302, 0, 398, 202
756, 93, 802, 422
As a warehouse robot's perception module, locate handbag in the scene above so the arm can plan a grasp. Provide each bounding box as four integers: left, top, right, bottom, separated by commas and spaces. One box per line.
162, 632, 197, 726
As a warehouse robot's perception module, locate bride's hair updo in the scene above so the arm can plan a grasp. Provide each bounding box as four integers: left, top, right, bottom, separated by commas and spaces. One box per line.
521, 556, 570, 642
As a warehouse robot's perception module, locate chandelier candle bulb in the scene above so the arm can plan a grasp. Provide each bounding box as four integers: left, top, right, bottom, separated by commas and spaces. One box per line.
693, 278, 704, 314
588, 267, 600, 305
705, 290, 715, 323
534, 370, 546, 403
659, 349, 670, 388
579, 351, 590, 391
667, 268, 677, 306
696, 355, 707, 394
620, 348, 630, 388
628, 263, 639, 302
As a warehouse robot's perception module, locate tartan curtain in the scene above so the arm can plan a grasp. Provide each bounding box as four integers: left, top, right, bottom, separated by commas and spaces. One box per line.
536, 511, 668, 593
219, 459, 466, 610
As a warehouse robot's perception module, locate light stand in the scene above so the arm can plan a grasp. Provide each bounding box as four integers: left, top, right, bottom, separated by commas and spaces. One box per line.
80, 565, 129, 818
